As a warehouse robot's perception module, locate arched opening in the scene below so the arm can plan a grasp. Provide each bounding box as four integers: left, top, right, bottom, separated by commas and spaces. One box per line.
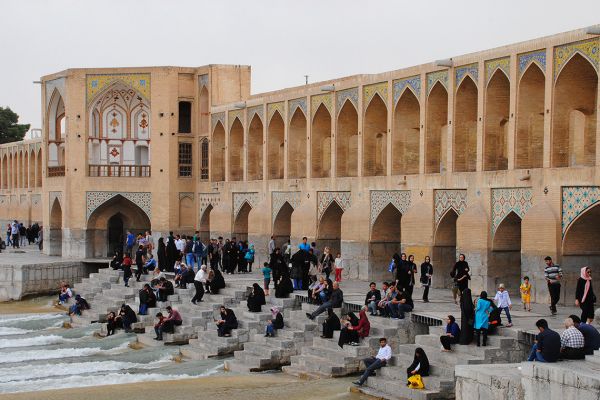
288, 107, 307, 179
12, 154, 17, 189
484, 70, 510, 171
134, 145, 149, 165
363, 94, 387, 176
36, 150, 42, 187
233, 202, 251, 242
454, 76, 478, 172
369, 203, 402, 280
425, 82, 448, 173
200, 138, 209, 180
317, 201, 343, 255
199, 86, 209, 134
179, 196, 194, 229
199, 205, 213, 243
311, 104, 332, 178
516, 63, 545, 169
107, 214, 125, 257
393, 89, 420, 175
268, 111, 285, 179
211, 121, 225, 181
432, 209, 458, 289
552, 54, 598, 167
336, 100, 359, 177
28, 150, 35, 188
490, 213, 522, 292
178, 101, 192, 134
247, 115, 264, 181
229, 118, 244, 181
1, 155, 7, 189
86, 195, 151, 258
273, 202, 293, 248
49, 198, 62, 256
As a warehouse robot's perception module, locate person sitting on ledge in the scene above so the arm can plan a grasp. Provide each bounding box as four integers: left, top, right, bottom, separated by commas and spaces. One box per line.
58, 283, 72, 305
154, 306, 182, 340
68, 294, 90, 316
154, 312, 166, 341
527, 319, 561, 362
353, 337, 392, 387
247, 283, 266, 312
311, 276, 327, 305
560, 317, 586, 360
265, 307, 284, 337
209, 267, 226, 294
406, 347, 430, 379
365, 282, 381, 316
321, 308, 341, 338
138, 284, 156, 315
570, 314, 600, 355
216, 306, 238, 337
106, 311, 117, 336
306, 281, 343, 320
110, 251, 123, 270
143, 253, 157, 274
118, 303, 137, 333
157, 277, 174, 302
377, 282, 393, 317
440, 315, 461, 352
387, 289, 413, 320
338, 307, 370, 348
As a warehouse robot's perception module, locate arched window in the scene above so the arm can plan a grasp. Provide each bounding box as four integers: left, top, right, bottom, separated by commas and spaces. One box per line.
200, 138, 209, 180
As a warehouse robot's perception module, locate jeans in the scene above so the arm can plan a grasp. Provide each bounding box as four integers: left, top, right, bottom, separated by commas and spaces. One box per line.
59, 293, 70, 303
319, 291, 327, 303
310, 301, 333, 318
548, 283, 561, 312
266, 323, 275, 336
186, 253, 195, 269
293, 278, 302, 290
527, 343, 547, 362
357, 357, 385, 384
388, 303, 413, 319
124, 276, 130, 287
367, 301, 377, 315
500, 306, 512, 323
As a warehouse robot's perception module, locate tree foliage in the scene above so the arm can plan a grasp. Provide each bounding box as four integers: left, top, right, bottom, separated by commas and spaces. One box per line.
0, 107, 30, 144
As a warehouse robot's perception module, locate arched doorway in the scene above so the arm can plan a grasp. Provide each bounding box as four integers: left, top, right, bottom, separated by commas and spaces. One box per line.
552, 53, 598, 167
432, 209, 458, 289
86, 195, 151, 258
393, 89, 420, 175
248, 114, 264, 180
336, 100, 359, 177
288, 108, 307, 179
484, 70, 510, 171
425, 82, 448, 173
370, 203, 402, 280
454, 76, 478, 172
490, 212, 522, 292
211, 121, 225, 181
199, 205, 213, 243
273, 202, 293, 248
233, 202, 252, 242
317, 202, 343, 255
311, 104, 332, 178
268, 111, 284, 179
48, 198, 62, 256
516, 63, 545, 169
363, 94, 387, 176
229, 118, 244, 181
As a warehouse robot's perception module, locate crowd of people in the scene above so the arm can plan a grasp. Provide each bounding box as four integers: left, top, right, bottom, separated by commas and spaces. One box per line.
0, 220, 42, 251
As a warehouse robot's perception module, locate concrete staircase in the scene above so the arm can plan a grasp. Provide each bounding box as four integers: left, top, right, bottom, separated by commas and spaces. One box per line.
356, 324, 523, 400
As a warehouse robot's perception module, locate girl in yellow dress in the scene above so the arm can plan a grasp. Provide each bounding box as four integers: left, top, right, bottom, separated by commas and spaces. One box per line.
519, 276, 531, 312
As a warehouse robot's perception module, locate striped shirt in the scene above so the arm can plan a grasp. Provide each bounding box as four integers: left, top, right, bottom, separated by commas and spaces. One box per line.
544, 264, 563, 283
561, 327, 585, 349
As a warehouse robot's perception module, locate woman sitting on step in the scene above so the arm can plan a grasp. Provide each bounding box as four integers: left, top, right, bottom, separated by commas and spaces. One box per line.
216, 306, 238, 337
265, 307, 284, 337
208, 267, 226, 294
440, 315, 461, 351
247, 283, 266, 312
321, 308, 341, 338
338, 307, 370, 348
406, 347, 430, 379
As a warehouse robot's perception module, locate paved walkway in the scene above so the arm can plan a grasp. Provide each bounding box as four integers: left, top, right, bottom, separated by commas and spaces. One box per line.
0, 247, 80, 265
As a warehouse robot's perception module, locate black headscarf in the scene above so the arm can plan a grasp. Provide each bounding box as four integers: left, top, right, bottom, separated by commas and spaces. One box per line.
408, 347, 430, 376
248, 283, 266, 312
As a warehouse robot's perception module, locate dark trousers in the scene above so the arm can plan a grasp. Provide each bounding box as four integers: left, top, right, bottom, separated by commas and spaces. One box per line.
135, 263, 143, 280
358, 357, 385, 385
561, 347, 585, 360
548, 283, 561, 312
422, 285, 430, 301
191, 281, 205, 302
475, 328, 488, 346
440, 335, 459, 350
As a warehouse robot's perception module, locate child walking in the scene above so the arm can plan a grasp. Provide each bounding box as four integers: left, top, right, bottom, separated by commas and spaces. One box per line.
261, 262, 272, 296
493, 284, 513, 327
334, 253, 344, 282
519, 276, 532, 312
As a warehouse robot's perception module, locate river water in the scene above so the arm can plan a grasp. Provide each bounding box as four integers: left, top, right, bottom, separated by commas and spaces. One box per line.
0, 312, 224, 394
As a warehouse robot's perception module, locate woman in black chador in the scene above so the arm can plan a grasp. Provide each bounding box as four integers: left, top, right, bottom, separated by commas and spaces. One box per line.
459, 287, 474, 345
321, 308, 341, 339
247, 283, 266, 312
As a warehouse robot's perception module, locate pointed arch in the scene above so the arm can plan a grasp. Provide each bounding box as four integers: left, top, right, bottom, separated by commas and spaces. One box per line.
1, 154, 7, 189
393, 88, 420, 175
199, 86, 209, 134
247, 114, 264, 181
211, 121, 226, 181
273, 201, 294, 247
199, 204, 213, 242
317, 201, 344, 254
363, 93, 388, 176
311, 103, 332, 178
516, 62, 545, 169
552, 53, 598, 167
233, 201, 252, 241
268, 110, 284, 179
288, 107, 307, 179
425, 81, 448, 173
432, 208, 458, 288
336, 100, 359, 177
48, 198, 63, 256
229, 117, 244, 181
484, 69, 510, 171
369, 203, 402, 280
36, 149, 42, 187
490, 211, 522, 292
454, 75, 478, 172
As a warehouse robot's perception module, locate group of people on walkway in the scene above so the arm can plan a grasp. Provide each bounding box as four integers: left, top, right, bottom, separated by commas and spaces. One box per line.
1, 220, 42, 251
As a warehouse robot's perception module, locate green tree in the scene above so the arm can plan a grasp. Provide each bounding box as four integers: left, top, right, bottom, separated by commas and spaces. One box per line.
0, 107, 30, 144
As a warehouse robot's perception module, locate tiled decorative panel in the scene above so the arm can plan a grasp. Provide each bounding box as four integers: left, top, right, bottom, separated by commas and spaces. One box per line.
247, 106, 264, 124
336, 88, 358, 115
311, 93, 333, 119
393, 76, 421, 106
211, 112, 225, 131
267, 102, 285, 123
288, 98, 307, 121
232, 192, 260, 218
317, 191, 351, 222
87, 74, 150, 105
272, 191, 302, 226
434, 189, 467, 225
518, 50, 546, 76
199, 74, 209, 89
363, 82, 388, 110
86, 191, 151, 220
485, 57, 510, 85
228, 109, 244, 128
491, 188, 533, 235
370, 190, 411, 228
554, 38, 599, 80
562, 186, 600, 236
455, 63, 479, 89
199, 193, 221, 216
426, 70, 448, 95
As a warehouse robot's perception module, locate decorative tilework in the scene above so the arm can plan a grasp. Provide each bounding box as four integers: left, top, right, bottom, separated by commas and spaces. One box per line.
561, 186, 600, 236
554, 39, 599, 80
288, 98, 307, 121
199, 193, 220, 216
228, 109, 244, 128
272, 191, 302, 226
518, 50, 546, 76
485, 58, 510, 85
455, 63, 479, 89
211, 112, 225, 132
179, 192, 194, 201
336, 88, 358, 115
86, 74, 151, 105
311, 93, 333, 119
393, 76, 421, 106
86, 191, 151, 220
267, 102, 285, 123
491, 188, 533, 235
370, 190, 411, 227
199, 74, 209, 89
434, 189, 467, 225
247, 105, 264, 124
232, 192, 260, 219
426, 71, 448, 95
317, 191, 352, 222
363, 82, 388, 110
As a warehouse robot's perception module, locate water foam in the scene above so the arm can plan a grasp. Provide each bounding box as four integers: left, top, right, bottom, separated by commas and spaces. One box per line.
0, 341, 130, 363
0, 327, 33, 336
0, 335, 68, 349
0, 314, 64, 324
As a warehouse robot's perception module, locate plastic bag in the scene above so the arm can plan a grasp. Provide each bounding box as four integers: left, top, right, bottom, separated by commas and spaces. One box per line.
407, 374, 424, 389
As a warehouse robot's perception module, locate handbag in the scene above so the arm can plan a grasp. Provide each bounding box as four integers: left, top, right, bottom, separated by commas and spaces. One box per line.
388, 261, 395, 273
407, 374, 424, 389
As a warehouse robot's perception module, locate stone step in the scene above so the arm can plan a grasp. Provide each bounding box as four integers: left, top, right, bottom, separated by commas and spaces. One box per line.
396, 344, 486, 366
376, 366, 455, 390
388, 353, 455, 379
359, 375, 452, 400
288, 353, 351, 377
281, 365, 325, 380
415, 334, 509, 358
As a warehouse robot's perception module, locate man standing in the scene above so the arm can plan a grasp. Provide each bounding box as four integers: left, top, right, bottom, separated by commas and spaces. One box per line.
268, 236, 275, 257
298, 237, 310, 252
125, 230, 135, 254
11, 221, 19, 249
353, 338, 392, 386
544, 256, 562, 315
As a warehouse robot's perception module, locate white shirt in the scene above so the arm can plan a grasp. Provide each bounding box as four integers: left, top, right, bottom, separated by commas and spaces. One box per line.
376, 344, 392, 361
11, 223, 18, 234
494, 290, 512, 308
335, 257, 344, 269
194, 269, 207, 283
268, 240, 275, 254
175, 239, 185, 252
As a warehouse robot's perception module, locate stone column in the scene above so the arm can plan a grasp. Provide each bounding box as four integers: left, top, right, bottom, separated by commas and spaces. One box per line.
419, 72, 427, 174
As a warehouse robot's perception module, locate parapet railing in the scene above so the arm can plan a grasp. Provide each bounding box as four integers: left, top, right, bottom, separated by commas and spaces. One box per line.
47, 165, 65, 177
89, 164, 151, 177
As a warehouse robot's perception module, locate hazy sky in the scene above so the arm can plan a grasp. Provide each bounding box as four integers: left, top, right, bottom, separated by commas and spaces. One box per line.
1, 0, 598, 128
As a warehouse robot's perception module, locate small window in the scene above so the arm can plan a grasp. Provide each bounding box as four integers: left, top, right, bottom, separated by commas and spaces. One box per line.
178, 101, 192, 133
200, 138, 209, 180
179, 142, 193, 177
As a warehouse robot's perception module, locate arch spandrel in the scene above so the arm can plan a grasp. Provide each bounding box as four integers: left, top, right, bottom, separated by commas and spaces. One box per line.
86, 191, 151, 222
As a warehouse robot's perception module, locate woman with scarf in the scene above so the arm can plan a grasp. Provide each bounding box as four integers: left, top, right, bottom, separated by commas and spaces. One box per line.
275, 261, 294, 298
157, 237, 166, 271
321, 307, 341, 339
247, 283, 266, 312
338, 308, 370, 348
459, 288, 474, 345
265, 307, 284, 337
320, 246, 335, 281
474, 291, 493, 347
269, 247, 285, 290
406, 347, 430, 378
420, 256, 433, 302
451, 254, 470, 298
209, 267, 226, 294
576, 266, 596, 324
216, 306, 238, 337
165, 235, 178, 272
